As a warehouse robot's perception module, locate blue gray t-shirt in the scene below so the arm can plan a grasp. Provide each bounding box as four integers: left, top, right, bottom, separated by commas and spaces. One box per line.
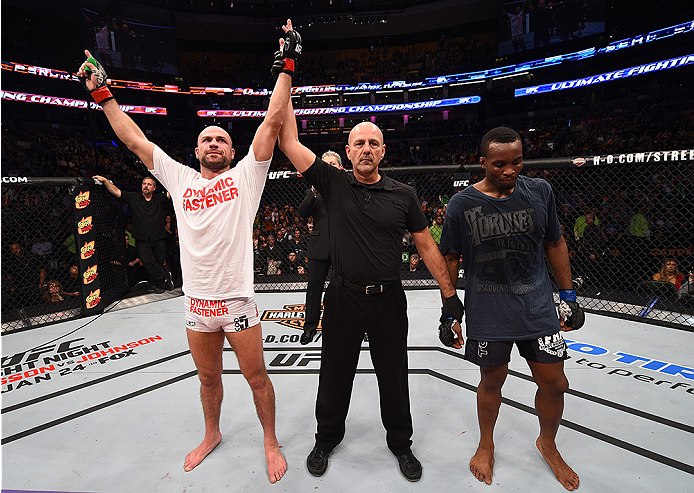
440, 175, 562, 341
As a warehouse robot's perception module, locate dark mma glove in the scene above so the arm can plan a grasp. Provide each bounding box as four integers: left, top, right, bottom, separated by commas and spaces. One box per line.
80, 56, 115, 105
558, 289, 585, 330
271, 50, 285, 81
438, 293, 464, 347
271, 29, 302, 80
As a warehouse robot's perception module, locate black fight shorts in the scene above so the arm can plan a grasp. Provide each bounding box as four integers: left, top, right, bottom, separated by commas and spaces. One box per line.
465, 332, 569, 367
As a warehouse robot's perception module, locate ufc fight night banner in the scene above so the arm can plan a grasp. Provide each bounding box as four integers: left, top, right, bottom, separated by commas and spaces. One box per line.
72, 185, 103, 315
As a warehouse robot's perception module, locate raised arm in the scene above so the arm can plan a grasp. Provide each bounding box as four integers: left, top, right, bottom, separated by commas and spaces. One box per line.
253, 20, 302, 162
278, 99, 317, 173
77, 50, 155, 169
93, 175, 122, 198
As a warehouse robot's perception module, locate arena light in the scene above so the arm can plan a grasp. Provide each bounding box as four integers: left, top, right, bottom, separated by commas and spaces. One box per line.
492, 71, 529, 81
514, 54, 694, 97
197, 96, 481, 118
3, 20, 692, 96
601, 20, 694, 54
426, 20, 694, 86
0, 90, 167, 114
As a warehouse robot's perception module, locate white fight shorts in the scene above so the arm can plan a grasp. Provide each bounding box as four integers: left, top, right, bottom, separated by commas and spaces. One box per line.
185, 295, 260, 333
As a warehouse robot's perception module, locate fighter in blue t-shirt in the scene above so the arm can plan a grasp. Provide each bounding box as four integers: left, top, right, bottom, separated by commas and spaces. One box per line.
440, 126, 583, 491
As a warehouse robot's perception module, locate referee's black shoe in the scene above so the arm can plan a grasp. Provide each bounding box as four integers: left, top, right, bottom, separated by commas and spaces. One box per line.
300, 327, 316, 345
396, 450, 422, 481
306, 445, 330, 476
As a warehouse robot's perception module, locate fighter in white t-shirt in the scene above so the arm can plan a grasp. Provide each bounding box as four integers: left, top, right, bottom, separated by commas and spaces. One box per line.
77, 19, 302, 483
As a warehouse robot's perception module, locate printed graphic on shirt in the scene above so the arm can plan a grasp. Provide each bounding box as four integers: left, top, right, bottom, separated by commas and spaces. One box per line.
465, 206, 539, 292
464, 206, 536, 246
181, 176, 239, 212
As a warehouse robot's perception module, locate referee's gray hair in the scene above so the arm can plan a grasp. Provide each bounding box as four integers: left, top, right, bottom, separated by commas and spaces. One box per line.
321, 150, 342, 167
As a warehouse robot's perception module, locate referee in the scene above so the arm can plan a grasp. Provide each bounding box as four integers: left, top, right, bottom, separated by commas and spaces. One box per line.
279, 103, 463, 481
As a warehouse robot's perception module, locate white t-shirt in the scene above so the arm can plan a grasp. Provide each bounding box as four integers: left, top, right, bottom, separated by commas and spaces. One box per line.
150, 145, 270, 299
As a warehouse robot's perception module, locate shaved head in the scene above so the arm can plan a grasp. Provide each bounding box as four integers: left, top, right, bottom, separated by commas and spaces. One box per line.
197, 125, 231, 146
348, 122, 383, 146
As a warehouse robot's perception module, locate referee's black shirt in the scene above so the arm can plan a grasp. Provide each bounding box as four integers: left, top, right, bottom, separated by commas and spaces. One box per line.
302, 157, 427, 285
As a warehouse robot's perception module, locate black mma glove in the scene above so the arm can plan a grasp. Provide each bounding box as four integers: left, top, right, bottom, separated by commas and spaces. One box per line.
79, 55, 115, 105
558, 289, 585, 330
438, 293, 464, 347
271, 50, 285, 81
271, 29, 302, 79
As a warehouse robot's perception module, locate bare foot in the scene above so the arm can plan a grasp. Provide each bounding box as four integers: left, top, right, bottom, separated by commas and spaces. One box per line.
184, 432, 222, 472
536, 438, 579, 490
470, 444, 494, 485
265, 441, 287, 483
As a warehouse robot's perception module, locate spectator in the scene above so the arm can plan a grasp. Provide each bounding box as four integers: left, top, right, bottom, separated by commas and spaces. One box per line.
429, 211, 444, 245
573, 208, 601, 242
652, 258, 686, 290
31, 233, 54, 258
283, 251, 306, 276
285, 227, 307, 259
260, 234, 284, 276
109, 233, 146, 287
4, 243, 46, 309
576, 212, 603, 289
60, 264, 82, 296
628, 204, 652, 286
404, 253, 424, 273
42, 279, 78, 303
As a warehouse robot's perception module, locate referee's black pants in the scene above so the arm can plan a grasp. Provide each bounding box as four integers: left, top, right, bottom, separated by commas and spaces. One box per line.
315, 280, 413, 456
304, 258, 331, 332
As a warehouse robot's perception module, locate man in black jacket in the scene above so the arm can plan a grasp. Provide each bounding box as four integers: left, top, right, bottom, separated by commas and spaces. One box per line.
94, 174, 174, 293
298, 150, 343, 344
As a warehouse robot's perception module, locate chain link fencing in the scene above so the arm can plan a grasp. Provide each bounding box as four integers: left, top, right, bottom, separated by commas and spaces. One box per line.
2, 151, 691, 332
1, 178, 128, 333
253, 151, 694, 329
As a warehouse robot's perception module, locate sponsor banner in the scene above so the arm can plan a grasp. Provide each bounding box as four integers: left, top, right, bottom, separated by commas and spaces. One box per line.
0, 90, 167, 115
4, 22, 692, 95
515, 54, 694, 97
503, 149, 694, 171
590, 149, 694, 165
0, 176, 85, 186
452, 172, 472, 193
77, 215, 94, 235
1, 335, 163, 394
197, 96, 481, 118
260, 303, 311, 330
0, 176, 29, 184
71, 185, 103, 316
